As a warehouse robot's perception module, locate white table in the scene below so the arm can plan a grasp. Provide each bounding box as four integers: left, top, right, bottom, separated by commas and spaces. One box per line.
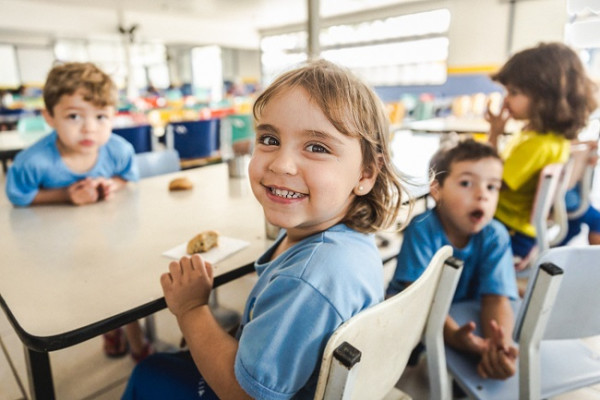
401, 117, 522, 135
0, 163, 270, 399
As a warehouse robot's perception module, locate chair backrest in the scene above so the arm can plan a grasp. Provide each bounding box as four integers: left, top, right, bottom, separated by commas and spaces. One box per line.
16, 115, 50, 133
135, 149, 180, 179
530, 163, 567, 253
314, 246, 462, 400
513, 245, 600, 399
565, 143, 594, 219
515, 245, 600, 342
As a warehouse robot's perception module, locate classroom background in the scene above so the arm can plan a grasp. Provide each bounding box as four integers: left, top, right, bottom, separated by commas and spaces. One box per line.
1, 0, 600, 399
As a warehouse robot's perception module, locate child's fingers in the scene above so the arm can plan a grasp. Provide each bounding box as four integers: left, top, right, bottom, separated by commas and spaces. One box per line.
160, 272, 172, 290
169, 259, 184, 281
205, 261, 214, 280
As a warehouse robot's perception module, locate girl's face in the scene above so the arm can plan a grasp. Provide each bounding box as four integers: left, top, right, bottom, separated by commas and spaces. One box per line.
43, 89, 114, 157
249, 86, 376, 243
503, 84, 531, 120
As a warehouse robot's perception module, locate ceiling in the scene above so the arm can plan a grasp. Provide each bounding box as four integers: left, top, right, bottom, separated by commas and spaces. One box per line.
0, 0, 426, 48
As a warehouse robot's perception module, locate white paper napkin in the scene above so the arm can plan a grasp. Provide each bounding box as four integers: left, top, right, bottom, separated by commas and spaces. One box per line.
162, 236, 250, 264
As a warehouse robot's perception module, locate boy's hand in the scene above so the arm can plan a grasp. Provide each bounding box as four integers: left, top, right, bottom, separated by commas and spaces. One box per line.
68, 178, 100, 205
95, 177, 118, 200
449, 321, 488, 355
477, 320, 518, 380
160, 255, 214, 319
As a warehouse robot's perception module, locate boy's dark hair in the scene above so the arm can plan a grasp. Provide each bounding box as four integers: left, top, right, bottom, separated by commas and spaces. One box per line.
429, 139, 501, 186
43, 62, 117, 116
492, 42, 597, 139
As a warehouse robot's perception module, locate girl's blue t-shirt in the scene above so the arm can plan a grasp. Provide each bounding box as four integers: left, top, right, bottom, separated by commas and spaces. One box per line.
234, 224, 383, 400
6, 131, 139, 206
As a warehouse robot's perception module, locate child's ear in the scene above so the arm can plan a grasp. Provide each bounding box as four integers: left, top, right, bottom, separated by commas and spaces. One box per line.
41, 109, 56, 129
430, 180, 441, 202
354, 160, 379, 196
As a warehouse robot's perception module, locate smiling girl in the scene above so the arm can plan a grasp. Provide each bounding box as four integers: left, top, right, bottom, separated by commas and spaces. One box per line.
123, 59, 408, 400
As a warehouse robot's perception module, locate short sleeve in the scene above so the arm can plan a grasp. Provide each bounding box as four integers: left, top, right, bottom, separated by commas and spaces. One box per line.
235, 275, 342, 400
387, 217, 436, 296
476, 221, 518, 299
106, 135, 139, 182
502, 138, 550, 191
5, 158, 41, 206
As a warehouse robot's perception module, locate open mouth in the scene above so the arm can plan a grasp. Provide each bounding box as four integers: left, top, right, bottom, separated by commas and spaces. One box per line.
470, 209, 484, 221
269, 187, 306, 199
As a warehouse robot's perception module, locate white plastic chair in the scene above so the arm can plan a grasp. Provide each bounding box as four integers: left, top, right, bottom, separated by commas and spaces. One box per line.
515, 163, 566, 271
446, 245, 600, 400
314, 246, 463, 400
564, 143, 595, 220
134, 149, 181, 179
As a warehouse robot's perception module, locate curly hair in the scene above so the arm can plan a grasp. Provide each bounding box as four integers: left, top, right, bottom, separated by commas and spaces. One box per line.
492, 42, 597, 139
43, 62, 117, 115
253, 59, 409, 233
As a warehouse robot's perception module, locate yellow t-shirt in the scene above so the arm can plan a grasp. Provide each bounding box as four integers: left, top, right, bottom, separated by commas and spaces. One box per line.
495, 130, 570, 237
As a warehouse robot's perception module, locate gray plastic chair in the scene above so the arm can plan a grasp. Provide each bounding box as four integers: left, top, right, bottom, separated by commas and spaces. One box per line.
135, 149, 181, 179
447, 245, 600, 400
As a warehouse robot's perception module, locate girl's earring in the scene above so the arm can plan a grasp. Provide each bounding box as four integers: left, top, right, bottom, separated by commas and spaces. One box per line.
359, 186, 364, 192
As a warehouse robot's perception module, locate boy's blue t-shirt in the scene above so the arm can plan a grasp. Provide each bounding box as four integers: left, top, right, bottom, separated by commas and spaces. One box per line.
5, 131, 139, 206
387, 208, 518, 302
235, 224, 383, 400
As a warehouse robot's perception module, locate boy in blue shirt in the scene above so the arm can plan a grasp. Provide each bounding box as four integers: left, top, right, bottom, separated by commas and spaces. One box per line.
387, 139, 519, 380
5, 62, 147, 361
6, 62, 138, 207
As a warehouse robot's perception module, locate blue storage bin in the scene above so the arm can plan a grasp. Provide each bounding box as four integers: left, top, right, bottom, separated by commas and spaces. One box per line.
167, 119, 220, 159
113, 125, 153, 154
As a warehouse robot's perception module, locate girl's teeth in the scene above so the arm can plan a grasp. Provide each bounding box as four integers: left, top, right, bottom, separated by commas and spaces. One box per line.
271, 188, 303, 199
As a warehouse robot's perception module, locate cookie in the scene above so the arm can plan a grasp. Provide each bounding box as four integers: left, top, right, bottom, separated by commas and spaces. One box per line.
169, 177, 193, 191
187, 230, 219, 254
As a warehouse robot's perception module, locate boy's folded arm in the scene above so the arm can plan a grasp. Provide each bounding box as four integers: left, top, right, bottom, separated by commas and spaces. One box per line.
31, 187, 71, 205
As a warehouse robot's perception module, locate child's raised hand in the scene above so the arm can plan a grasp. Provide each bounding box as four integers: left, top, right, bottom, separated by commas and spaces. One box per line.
450, 321, 488, 355
477, 319, 518, 380
68, 178, 100, 205
485, 99, 510, 144
160, 255, 214, 319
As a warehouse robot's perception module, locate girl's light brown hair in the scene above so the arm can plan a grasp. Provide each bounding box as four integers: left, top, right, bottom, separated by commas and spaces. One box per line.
492, 42, 598, 139
43, 62, 117, 116
253, 59, 408, 233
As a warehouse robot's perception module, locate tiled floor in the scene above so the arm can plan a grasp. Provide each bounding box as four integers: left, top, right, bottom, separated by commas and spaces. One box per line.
3, 133, 600, 399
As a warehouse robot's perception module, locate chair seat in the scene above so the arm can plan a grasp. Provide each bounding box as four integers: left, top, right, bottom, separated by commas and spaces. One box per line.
447, 339, 600, 399
382, 387, 412, 400
447, 300, 600, 399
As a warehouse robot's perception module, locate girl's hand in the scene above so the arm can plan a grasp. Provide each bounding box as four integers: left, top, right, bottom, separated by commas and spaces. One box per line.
68, 178, 100, 205
477, 320, 518, 380
485, 100, 510, 147
160, 255, 214, 319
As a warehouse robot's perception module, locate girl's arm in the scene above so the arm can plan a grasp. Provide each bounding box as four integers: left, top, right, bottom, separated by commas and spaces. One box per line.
161, 255, 252, 400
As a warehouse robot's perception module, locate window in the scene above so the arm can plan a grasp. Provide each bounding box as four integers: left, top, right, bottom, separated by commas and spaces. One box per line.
0, 45, 21, 88
260, 9, 451, 86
